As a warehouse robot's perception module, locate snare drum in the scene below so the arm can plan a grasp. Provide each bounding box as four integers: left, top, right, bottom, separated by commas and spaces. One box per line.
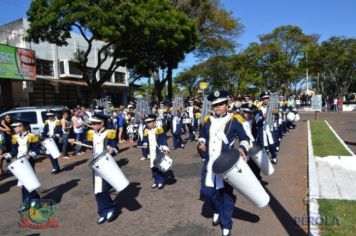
89, 151, 129, 192
7, 157, 41, 192
42, 138, 61, 159
154, 153, 173, 172
213, 149, 270, 208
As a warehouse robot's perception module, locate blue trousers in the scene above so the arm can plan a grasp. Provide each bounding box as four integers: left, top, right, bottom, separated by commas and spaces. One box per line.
172, 133, 184, 149
95, 179, 116, 217
200, 162, 235, 229
188, 119, 197, 141
151, 167, 165, 185
49, 155, 60, 171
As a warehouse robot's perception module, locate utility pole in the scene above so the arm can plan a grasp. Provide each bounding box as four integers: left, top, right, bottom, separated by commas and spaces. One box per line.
306, 51, 309, 93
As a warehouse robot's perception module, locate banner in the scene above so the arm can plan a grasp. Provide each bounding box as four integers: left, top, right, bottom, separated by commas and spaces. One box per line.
0, 44, 36, 80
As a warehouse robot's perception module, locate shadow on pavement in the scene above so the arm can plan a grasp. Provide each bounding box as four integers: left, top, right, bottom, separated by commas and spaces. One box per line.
201, 200, 260, 223
165, 170, 177, 185
41, 179, 80, 203
344, 140, 356, 146
114, 182, 142, 214
61, 159, 88, 172
116, 158, 129, 167
265, 188, 307, 236
118, 147, 130, 154
0, 179, 17, 194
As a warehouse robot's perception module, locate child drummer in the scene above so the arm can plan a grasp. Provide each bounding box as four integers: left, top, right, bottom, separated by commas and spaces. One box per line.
70, 112, 119, 224
10, 119, 41, 211
42, 110, 62, 174
142, 114, 170, 190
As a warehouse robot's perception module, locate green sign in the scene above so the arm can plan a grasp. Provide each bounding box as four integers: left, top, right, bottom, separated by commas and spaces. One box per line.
0, 44, 36, 80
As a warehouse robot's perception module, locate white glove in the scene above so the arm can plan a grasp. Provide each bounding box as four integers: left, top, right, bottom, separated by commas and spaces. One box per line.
161, 145, 170, 153
4, 153, 12, 161
28, 151, 37, 159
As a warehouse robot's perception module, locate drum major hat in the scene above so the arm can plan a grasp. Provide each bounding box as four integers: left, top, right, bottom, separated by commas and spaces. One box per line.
240, 102, 256, 113
45, 110, 55, 116
260, 91, 271, 99
89, 112, 110, 123
144, 114, 157, 123
207, 90, 229, 105
11, 118, 31, 127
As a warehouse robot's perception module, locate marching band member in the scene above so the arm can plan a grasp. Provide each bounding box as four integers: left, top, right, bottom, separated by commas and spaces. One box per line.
137, 117, 149, 161
186, 99, 197, 141
197, 90, 250, 236
79, 113, 119, 224
236, 103, 262, 181
10, 119, 41, 211
42, 110, 62, 174
256, 92, 278, 164
171, 108, 184, 150
142, 114, 170, 190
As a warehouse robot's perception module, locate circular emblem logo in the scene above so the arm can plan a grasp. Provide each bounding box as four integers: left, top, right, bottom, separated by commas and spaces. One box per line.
214, 91, 220, 97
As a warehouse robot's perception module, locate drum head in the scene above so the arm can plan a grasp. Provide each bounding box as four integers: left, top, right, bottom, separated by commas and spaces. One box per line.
248, 142, 263, 156
212, 148, 240, 174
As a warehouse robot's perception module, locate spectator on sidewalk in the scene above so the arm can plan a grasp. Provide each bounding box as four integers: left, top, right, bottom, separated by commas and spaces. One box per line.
72, 108, 85, 155
117, 105, 125, 144
333, 97, 338, 112
61, 110, 71, 159
337, 97, 343, 112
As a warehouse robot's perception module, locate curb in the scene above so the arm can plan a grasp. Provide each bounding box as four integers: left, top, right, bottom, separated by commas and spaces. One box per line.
324, 121, 355, 156
307, 121, 320, 236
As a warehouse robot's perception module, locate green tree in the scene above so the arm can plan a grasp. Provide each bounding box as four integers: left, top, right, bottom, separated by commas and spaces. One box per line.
173, 0, 244, 57
257, 25, 318, 95
306, 37, 356, 97
26, 0, 198, 100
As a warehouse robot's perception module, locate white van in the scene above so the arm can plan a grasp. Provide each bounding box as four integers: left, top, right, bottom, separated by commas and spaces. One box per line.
0, 106, 68, 135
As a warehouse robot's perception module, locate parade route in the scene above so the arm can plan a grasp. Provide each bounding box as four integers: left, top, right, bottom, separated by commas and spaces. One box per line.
0, 122, 309, 236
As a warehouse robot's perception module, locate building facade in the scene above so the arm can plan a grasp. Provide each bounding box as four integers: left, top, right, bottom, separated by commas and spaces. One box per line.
0, 18, 129, 110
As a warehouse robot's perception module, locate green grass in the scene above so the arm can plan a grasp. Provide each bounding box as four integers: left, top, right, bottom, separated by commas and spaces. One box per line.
318, 199, 356, 236
310, 121, 351, 157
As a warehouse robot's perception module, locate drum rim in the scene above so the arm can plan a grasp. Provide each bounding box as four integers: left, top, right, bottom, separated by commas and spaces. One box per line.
43, 137, 55, 143
248, 143, 263, 156
88, 151, 110, 168
8, 156, 28, 166
213, 149, 240, 174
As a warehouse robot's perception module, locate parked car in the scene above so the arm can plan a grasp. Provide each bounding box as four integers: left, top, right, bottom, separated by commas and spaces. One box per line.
0, 106, 68, 135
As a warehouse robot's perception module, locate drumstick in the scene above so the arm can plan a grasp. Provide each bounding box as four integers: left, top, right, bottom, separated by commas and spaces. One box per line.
73, 141, 93, 149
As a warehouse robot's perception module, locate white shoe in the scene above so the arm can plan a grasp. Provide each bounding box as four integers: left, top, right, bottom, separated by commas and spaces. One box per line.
212, 213, 220, 226
151, 183, 157, 188
140, 157, 147, 160
222, 229, 231, 236
158, 183, 164, 189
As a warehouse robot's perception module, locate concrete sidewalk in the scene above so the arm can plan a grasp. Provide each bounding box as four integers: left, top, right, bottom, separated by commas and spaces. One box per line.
0, 124, 309, 236
315, 156, 356, 200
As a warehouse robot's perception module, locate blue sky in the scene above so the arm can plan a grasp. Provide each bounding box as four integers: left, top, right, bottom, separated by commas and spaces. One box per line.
1, 0, 355, 77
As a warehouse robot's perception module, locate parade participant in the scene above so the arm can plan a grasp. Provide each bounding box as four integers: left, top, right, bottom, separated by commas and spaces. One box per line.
237, 103, 262, 181
171, 107, 184, 150
10, 119, 41, 211
137, 115, 148, 161
256, 92, 278, 164
78, 112, 119, 224
142, 114, 170, 190
186, 99, 197, 141
42, 110, 62, 174
197, 90, 250, 236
